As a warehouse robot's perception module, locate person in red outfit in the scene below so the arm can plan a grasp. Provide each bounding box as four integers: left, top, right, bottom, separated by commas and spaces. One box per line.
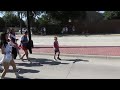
53, 36, 61, 60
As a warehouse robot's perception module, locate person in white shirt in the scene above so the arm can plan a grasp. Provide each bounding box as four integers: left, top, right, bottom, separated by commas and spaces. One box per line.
9, 29, 21, 59
72, 26, 75, 34
0, 32, 21, 79
65, 27, 68, 34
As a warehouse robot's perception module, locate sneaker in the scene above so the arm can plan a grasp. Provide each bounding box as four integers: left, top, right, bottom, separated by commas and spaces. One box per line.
54, 57, 57, 61
57, 57, 61, 60
15, 72, 20, 78
16, 76, 23, 79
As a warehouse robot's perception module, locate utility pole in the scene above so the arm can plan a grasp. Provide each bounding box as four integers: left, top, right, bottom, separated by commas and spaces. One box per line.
27, 11, 31, 41
27, 11, 32, 54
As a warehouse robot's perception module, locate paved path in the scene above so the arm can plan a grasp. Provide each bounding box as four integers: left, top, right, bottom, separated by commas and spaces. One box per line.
16, 34, 120, 46
1, 54, 120, 79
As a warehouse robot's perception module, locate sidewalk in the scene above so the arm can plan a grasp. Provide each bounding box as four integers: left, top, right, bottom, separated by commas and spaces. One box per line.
1, 54, 120, 79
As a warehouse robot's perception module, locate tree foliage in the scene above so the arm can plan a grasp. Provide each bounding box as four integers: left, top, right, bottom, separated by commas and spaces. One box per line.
0, 17, 5, 28
104, 11, 120, 20
2, 13, 25, 27
46, 11, 86, 24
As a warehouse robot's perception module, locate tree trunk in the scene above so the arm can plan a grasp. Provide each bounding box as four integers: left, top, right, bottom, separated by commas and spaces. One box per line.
27, 11, 32, 54
20, 13, 22, 34
18, 12, 23, 34
27, 11, 31, 41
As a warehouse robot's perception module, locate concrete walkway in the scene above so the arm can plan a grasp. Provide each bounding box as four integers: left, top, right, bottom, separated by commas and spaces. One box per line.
1, 54, 120, 79
16, 34, 120, 46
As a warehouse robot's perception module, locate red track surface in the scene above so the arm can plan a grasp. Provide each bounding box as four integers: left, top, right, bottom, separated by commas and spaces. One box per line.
20, 46, 120, 56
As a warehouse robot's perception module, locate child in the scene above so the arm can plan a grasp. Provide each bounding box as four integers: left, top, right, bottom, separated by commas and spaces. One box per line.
53, 36, 61, 60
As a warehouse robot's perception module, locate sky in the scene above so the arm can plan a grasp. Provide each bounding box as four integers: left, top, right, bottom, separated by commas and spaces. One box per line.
99, 11, 104, 13
0, 13, 3, 17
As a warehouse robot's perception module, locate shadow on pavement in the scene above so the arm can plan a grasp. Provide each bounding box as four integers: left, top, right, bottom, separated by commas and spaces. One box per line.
8, 68, 40, 74
3, 77, 17, 79
16, 58, 69, 67
3, 76, 30, 79
16, 62, 43, 67
18, 68, 40, 74
63, 59, 89, 63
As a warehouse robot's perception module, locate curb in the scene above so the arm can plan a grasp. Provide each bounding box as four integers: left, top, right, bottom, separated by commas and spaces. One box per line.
33, 46, 120, 48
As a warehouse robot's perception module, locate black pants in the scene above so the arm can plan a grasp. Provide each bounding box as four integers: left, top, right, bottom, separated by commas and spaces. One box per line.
12, 47, 17, 59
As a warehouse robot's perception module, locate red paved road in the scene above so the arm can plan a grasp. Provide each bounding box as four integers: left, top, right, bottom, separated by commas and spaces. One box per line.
20, 46, 120, 56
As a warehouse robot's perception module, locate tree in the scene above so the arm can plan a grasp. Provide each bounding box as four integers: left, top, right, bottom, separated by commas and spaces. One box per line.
46, 11, 86, 25
44, 11, 86, 34
17, 11, 26, 34
15, 11, 38, 34
37, 14, 50, 25
3, 13, 22, 27
0, 17, 5, 28
104, 11, 120, 20
0, 11, 15, 16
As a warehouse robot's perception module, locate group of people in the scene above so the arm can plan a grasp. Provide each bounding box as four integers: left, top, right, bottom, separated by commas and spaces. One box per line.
61, 26, 75, 35
61, 26, 68, 34
0, 28, 62, 79
0, 28, 32, 79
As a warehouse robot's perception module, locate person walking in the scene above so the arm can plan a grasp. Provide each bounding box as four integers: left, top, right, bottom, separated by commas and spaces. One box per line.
20, 31, 32, 63
0, 32, 21, 79
9, 28, 21, 59
53, 36, 61, 60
